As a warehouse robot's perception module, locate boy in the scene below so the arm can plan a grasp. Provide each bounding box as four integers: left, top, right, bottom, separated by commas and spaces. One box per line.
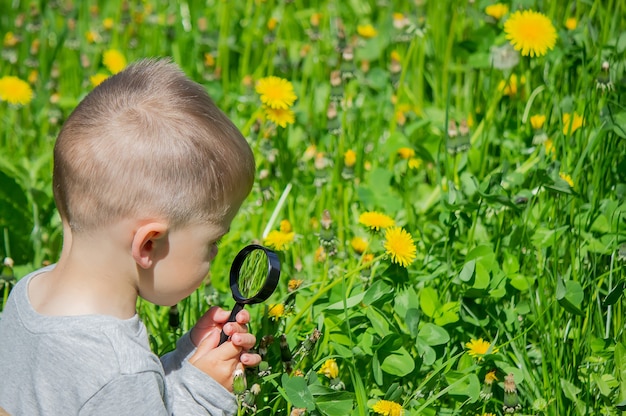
0, 58, 261, 415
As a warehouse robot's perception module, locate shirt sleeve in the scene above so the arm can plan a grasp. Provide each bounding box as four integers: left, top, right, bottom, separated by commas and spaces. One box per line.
161, 332, 238, 416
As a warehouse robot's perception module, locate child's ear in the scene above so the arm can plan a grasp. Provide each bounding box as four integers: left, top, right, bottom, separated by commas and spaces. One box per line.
131, 222, 168, 269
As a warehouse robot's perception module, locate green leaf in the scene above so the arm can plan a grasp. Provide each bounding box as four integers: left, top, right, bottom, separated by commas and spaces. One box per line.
415, 336, 437, 365
434, 301, 460, 326
419, 287, 440, 318
380, 347, 415, 376
326, 293, 365, 310
556, 279, 584, 315
417, 323, 450, 346
603, 280, 626, 307
365, 306, 390, 337
405, 308, 420, 338
458, 260, 475, 282
309, 385, 355, 416
363, 280, 393, 305
282, 374, 316, 410
473, 262, 490, 290
445, 372, 480, 401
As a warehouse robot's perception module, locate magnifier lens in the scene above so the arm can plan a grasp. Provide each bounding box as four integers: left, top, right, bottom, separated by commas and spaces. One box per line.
238, 249, 269, 299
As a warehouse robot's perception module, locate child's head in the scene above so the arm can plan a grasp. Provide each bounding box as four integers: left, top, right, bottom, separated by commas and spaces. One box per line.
53, 58, 255, 233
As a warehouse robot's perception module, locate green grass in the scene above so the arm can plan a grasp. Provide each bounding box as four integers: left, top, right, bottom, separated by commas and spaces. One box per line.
1, 0, 626, 415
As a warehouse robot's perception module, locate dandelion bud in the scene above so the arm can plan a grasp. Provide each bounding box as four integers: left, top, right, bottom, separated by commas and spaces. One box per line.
232, 368, 246, 394
250, 383, 261, 395
3, 257, 14, 268
502, 373, 522, 413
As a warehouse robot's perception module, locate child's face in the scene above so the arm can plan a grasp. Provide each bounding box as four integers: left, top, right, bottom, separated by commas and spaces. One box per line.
138, 218, 230, 306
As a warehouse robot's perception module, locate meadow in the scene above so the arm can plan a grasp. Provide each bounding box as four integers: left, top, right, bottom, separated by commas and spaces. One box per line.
1, 0, 626, 415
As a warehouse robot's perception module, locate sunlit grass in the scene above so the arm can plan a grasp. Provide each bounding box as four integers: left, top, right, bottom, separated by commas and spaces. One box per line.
1, 1, 625, 415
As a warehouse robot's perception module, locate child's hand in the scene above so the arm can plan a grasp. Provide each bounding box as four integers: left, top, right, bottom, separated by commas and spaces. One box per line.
188, 306, 261, 391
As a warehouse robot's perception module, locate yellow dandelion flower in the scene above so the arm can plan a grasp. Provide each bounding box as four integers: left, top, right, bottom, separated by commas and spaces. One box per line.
310, 12, 322, 27
102, 49, 127, 74
408, 158, 422, 170
498, 74, 525, 96
267, 17, 278, 31
362, 253, 375, 264
565, 17, 577, 30
255, 76, 297, 109
383, 227, 417, 267
204, 52, 215, 67
357, 24, 378, 38
264, 106, 295, 128
544, 138, 555, 156
288, 279, 303, 291
27, 70, 38, 84
268, 303, 285, 319
372, 399, 403, 416
562, 112, 583, 135
530, 114, 546, 130
344, 149, 357, 167
559, 172, 574, 187
4, 32, 19, 47
465, 338, 499, 360
485, 370, 498, 385
485, 3, 509, 20
359, 211, 395, 231
279, 219, 292, 233
264, 230, 295, 251
314, 246, 327, 262
390, 50, 401, 62
85, 30, 99, 44
350, 236, 369, 254
0, 76, 33, 105
90, 73, 109, 87
397, 147, 415, 159
103, 17, 114, 30
504, 10, 557, 57
317, 359, 338, 379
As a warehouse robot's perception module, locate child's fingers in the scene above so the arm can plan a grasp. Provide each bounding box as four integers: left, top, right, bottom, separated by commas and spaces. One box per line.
240, 352, 262, 367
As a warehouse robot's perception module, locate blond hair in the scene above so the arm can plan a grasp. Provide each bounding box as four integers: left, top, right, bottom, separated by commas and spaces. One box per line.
53, 58, 255, 232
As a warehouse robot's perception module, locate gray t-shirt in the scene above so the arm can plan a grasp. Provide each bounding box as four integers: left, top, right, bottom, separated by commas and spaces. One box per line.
0, 266, 238, 415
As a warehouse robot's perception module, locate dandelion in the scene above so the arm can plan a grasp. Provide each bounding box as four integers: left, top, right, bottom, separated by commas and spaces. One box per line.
85, 30, 99, 44
255, 76, 297, 109
465, 338, 499, 360
480, 370, 498, 400
504, 10, 557, 57
485, 3, 509, 20
530, 114, 546, 130
357, 24, 377, 38
372, 399, 403, 416
559, 172, 574, 187
344, 149, 357, 167
544, 138, 555, 156
268, 303, 285, 319
317, 359, 339, 379
314, 246, 327, 262
279, 219, 292, 233
498, 74, 525, 96
102, 49, 127, 74
4, 32, 19, 47
288, 279, 303, 291
264, 107, 295, 128
485, 370, 498, 384
103, 17, 114, 30
359, 211, 395, 231
204, 52, 215, 67
351, 236, 368, 254
362, 253, 375, 264
0, 76, 33, 105
489, 43, 520, 70
383, 227, 417, 267
264, 229, 295, 251
267, 17, 278, 31
562, 112, 583, 135
565, 17, 577, 30
90, 73, 109, 87
397, 147, 415, 159
408, 158, 422, 170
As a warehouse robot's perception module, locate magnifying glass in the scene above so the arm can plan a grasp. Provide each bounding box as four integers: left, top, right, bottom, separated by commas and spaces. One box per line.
219, 244, 281, 345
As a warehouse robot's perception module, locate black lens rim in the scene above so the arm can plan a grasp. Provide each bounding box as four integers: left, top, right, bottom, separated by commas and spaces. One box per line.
229, 244, 280, 304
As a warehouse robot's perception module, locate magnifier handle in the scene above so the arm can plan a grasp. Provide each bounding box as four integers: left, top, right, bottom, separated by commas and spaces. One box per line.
218, 303, 245, 346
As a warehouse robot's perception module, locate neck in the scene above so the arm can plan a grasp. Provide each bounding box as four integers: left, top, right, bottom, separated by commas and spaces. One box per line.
29, 224, 139, 319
